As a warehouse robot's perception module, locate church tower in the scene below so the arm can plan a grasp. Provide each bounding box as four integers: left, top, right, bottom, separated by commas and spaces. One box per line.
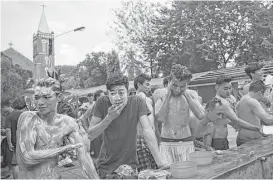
33, 6, 55, 80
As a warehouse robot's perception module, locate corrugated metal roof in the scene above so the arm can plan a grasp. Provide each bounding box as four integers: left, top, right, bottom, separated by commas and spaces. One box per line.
188, 60, 273, 86
67, 71, 208, 96
2, 48, 34, 73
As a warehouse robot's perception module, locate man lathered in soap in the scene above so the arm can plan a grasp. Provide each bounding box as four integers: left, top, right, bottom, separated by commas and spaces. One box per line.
155, 64, 205, 164
16, 71, 99, 179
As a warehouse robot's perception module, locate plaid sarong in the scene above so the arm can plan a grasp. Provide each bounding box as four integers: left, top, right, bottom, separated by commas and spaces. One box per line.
136, 135, 158, 171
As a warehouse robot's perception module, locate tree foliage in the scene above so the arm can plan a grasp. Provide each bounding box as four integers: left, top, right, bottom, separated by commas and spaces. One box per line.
112, 0, 273, 77
1, 55, 33, 100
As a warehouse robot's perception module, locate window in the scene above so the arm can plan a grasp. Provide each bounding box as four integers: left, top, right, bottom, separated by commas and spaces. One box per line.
33, 43, 38, 55
42, 39, 48, 53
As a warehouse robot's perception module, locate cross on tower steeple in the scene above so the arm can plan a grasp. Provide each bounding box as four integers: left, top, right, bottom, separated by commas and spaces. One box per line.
9, 42, 13, 48
41, 4, 46, 11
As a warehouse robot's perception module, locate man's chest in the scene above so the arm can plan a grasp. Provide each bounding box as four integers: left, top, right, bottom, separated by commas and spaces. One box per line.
168, 96, 189, 115
35, 120, 68, 148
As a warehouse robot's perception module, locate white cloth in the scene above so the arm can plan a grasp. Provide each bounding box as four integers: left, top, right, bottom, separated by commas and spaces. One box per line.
159, 141, 195, 164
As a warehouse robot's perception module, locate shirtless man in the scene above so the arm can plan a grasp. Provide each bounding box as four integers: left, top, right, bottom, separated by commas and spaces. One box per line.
134, 73, 157, 171
236, 80, 273, 146
193, 96, 262, 149
155, 64, 205, 164
16, 77, 99, 179
211, 75, 262, 150
153, 76, 170, 138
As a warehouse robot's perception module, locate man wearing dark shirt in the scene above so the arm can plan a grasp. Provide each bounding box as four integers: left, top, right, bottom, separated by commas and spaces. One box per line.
88, 74, 167, 178
4, 97, 27, 179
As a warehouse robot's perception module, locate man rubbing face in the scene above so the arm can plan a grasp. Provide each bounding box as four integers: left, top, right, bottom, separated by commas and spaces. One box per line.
108, 85, 128, 109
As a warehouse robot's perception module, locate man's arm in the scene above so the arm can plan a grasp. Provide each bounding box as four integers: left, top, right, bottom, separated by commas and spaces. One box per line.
224, 104, 260, 131
87, 115, 111, 141
79, 107, 93, 131
140, 115, 166, 167
249, 99, 273, 125
184, 90, 205, 120
69, 131, 99, 179
17, 112, 82, 166
88, 102, 124, 141
6, 128, 14, 151
4, 114, 14, 151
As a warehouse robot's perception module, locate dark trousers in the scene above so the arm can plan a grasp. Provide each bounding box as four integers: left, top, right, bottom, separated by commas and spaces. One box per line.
90, 135, 103, 159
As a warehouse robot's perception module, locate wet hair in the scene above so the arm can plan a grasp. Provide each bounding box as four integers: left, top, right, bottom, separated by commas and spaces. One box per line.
216, 75, 232, 85
245, 62, 264, 79
249, 80, 266, 94
87, 93, 94, 97
170, 64, 192, 82
36, 77, 62, 94
134, 73, 151, 90
94, 90, 103, 101
106, 74, 129, 90
205, 97, 223, 110
12, 96, 27, 110
163, 76, 170, 87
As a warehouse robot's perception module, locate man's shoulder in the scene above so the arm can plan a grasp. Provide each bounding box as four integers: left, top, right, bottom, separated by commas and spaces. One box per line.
154, 88, 168, 96
19, 111, 35, 118
96, 95, 110, 103
187, 89, 199, 98
239, 95, 257, 107
58, 114, 77, 125
216, 95, 229, 105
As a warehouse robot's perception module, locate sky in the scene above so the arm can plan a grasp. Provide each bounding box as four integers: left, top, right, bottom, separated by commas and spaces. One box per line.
1, 0, 124, 66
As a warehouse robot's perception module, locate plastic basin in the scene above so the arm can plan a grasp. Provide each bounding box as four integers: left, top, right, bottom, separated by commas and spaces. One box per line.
170, 161, 197, 179
189, 151, 213, 166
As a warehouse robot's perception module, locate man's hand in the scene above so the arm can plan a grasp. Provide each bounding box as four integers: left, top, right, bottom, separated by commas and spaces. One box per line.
63, 143, 83, 152
8, 144, 14, 152
259, 127, 270, 137
107, 103, 124, 121
158, 164, 171, 170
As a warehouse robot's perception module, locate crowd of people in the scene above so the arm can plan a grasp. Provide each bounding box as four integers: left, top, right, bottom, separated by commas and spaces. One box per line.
1, 62, 273, 179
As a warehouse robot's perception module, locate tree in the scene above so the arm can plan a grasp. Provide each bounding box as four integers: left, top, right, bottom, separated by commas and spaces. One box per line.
112, 0, 161, 77
1, 56, 29, 100
146, 1, 273, 71
112, 0, 273, 76
77, 52, 108, 88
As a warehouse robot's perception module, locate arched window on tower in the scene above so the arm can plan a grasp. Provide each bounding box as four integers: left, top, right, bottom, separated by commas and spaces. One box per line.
41, 39, 48, 53
34, 42, 38, 56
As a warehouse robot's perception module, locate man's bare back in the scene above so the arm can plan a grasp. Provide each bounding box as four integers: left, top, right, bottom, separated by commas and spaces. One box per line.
17, 111, 83, 179
236, 95, 263, 142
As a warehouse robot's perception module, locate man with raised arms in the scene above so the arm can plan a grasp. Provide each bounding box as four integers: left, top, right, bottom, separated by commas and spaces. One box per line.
155, 64, 205, 164
16, 77, 99, 179
236, 80, 273, 146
